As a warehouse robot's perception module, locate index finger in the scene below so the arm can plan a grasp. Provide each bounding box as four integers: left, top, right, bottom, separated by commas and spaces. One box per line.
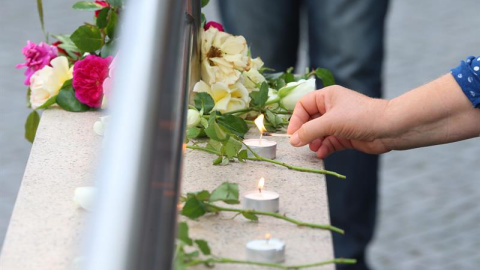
287, 90, 326, 134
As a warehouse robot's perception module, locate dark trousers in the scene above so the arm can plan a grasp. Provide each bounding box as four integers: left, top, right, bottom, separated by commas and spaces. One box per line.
219, 1, 389, 269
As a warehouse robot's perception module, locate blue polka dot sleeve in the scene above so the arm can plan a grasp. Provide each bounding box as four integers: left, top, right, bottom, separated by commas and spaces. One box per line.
451, 56, 480, 108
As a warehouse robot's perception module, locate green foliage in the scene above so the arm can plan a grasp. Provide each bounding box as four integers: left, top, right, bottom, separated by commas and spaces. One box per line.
96, 7, 110, 28
181, 196, 206, 219
194, 239, 211, 255
186, 127, 203, 139
106, 10, 118, 39
204, 112, 229, 141
217, 114, 248, 137
72, 1, 104, 10
71, 24, 103, 52
194, 92, 214, 113
209, 182, 240, 204
242, 211, 258, 221
201, 0, 210, 8
177, 222, 193, 245
25, 110, 40, 143
106, 0, 124, 8
36, 0, 47, 42
52, 35, 81, 60
315, 68, 335, 87
56, 80, 91, 112
249, 82, 269, 107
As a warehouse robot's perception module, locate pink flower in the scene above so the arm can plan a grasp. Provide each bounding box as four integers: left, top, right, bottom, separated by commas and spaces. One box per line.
204, 21, 224, 32
95, 1, 110, 17
73, 55, 113, 108
16, 41, 58, 85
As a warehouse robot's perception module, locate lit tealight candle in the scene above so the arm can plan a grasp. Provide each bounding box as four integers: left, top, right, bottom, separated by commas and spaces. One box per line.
243, 114, 277, 159
243, 177, 279, 213
246, 233, 286, 263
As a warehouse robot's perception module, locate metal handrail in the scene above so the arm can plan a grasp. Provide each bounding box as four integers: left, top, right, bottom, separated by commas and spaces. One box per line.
82, 0, 200, 269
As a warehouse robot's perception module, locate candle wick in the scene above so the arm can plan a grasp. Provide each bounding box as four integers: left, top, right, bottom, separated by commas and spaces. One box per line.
259, 188, 262, 194
259, 133, 263, 145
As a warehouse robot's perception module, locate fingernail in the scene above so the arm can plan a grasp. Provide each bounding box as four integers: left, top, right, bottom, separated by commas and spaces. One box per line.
290, 132, 300, 146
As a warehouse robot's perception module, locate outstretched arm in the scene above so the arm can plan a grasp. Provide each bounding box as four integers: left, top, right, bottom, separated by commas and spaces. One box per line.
287, 74, 480, 158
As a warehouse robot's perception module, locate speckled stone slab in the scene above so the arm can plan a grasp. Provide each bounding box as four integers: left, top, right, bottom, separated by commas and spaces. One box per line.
183, 134, 335, 270
0, 109, 101, 270
0, 109, 335, 270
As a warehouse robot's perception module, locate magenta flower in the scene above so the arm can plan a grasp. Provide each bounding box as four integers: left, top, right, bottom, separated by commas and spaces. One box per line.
204, 21, 224, 32
16, 41, 58, 85
73, 55, 113, 108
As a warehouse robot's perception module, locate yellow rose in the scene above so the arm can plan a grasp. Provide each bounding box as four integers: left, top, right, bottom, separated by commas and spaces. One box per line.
194, 80, 250, 113
29, 56, 73, 109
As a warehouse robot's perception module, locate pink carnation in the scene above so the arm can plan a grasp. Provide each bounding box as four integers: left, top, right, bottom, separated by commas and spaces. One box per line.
204, 21, 224, 32
16, 41, 58, 85
73, 55, 113, 108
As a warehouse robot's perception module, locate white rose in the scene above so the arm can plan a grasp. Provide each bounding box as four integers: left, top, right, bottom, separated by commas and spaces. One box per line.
73, 186, 96, 211
29, 56, 73, 109
186, 109, 201, 128
200, 28, 249, 85
194, 80, 250, 113
242, 68, 266, 92
249, 57, 264, 70
278, 78, 316, 111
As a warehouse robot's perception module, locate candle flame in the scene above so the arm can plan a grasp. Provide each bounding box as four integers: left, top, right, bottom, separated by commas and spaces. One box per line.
254, 114, 267, 134
258, 177, 265, 192
265, 233, 271, 241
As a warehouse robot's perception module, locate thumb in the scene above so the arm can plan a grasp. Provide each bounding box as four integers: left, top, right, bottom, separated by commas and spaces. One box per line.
289, 115, 334, 147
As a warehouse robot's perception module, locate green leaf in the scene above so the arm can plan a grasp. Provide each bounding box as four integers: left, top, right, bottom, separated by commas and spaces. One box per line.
181, 197, 206, 219
173, 247, 187, 270
315, 68, 335, 87
36, 95, 57, 110
106, 0, 124, 8
26, 88, 31, 108
201, 0, 210, 8
237, 149, 248, 162
195, 240, 211, 255
72, 1, 104, 10
217, 115, 248, 137
195, 190, 210, 201
242, 211, 258, 221
209, 182, 240, 204
96, 7, 110, 28
52, 35, 81, 59
56, 80, 91, 112
25, 110, 40, 143
284, 73, 295, 83
212, 156, 222, 165
201, 13, 206, 27
224, 137, 242, 159
70, 25, 103, 52
249, 82, 269, 107
100, 39, 117, 57
277, 84, 299, 99
194, 92, 214, 113
204, 113, 228, 142
106, 10, 118, 39
206, 139, 222, 153
177, 222, 193, 245
186, 127, 202, 139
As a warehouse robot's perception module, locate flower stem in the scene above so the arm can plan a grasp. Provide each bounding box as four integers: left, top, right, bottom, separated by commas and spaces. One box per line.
206, 203, 344, 234
186, 145, 345, 179
186, 257, 356, 269
242, 143, 346, 179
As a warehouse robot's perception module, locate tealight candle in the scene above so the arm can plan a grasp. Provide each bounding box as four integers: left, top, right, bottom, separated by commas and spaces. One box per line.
246, 233, 285, 263
243, 114, 277, 159
243, 177, 279, 212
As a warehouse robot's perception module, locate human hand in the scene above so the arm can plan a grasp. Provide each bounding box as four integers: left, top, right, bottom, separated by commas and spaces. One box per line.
287, 85, 392, 158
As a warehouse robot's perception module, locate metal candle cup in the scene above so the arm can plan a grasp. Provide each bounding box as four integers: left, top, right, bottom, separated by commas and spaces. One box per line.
246, 237, 286, 263
243, 138, 277, 160
243, 190, 280, 213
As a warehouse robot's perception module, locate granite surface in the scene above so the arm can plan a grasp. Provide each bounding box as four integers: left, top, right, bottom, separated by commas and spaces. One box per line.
0, 109, 101, 270
0, 109, 336, 270
183, 134, 335, 269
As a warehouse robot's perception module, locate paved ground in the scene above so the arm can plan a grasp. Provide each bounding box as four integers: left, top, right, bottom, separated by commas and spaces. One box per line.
1, 0, 479, 269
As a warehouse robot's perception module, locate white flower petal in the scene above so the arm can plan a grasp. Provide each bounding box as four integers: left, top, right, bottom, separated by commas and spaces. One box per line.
73, 186, 96, 211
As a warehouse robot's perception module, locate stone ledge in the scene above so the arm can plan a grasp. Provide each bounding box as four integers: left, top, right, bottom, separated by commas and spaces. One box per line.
0, 109, 335, 270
